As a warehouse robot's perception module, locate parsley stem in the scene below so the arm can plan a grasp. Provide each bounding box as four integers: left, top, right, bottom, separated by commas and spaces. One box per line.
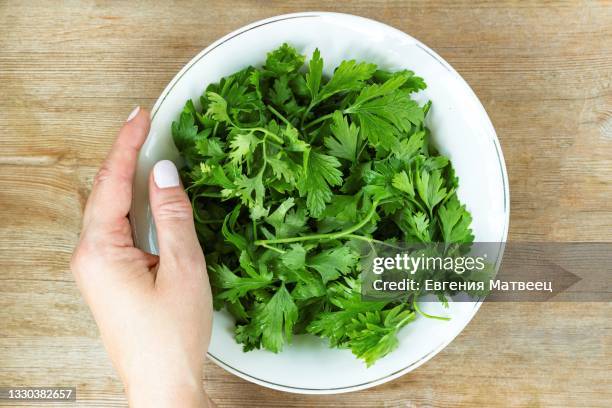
344, 234, 387, 246
412, 298, 451, 321
231, 117, 284, 144
252, 127, 283, 144
260, 243, 286, 254
198, 192, 224, 198
345, 234, 407, 251
355, 140, 368, 162
300, 101, 317, 129
396, 313, 416, 328
267, 105, 292, 128
254, 200, 380, 246
303, 112, 334, 130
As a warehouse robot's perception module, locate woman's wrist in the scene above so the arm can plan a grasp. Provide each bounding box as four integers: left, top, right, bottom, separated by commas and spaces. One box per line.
126, 375, 205, 407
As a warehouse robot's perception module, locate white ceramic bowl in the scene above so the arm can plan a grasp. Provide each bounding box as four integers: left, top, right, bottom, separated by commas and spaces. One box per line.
130, 12, 509, 394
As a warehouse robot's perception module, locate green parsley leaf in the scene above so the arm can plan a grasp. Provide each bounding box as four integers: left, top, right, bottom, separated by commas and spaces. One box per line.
392, 170, 415, 196
438, 196, 474, 243
282, 244, 307, 270
308, 246, 358, 283
324, 111, 360, 162
264, 43, 305, 76
317, 59, 377, 103
210, 263, 272, 303
345, 90, 424, 150
259, 284, 299, 353
306, 48, 323, 99
415, 169, 447, 213
228, 131, 259, 164
297, 151, 343, 218
345, 306, 415, 366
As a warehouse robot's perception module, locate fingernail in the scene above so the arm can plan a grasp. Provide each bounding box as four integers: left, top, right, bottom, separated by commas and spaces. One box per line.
153, 160, 180, 189
126, 106, 140, 122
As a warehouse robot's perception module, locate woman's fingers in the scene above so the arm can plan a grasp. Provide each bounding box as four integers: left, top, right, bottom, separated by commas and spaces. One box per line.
83, 107, 150, 232
148, 160, 205, 284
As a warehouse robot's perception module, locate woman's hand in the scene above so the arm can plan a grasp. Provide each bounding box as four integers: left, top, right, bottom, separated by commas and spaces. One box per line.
71, 107, 213, 407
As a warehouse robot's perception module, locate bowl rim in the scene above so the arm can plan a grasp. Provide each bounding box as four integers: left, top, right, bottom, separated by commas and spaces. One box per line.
144, 11, 510, 394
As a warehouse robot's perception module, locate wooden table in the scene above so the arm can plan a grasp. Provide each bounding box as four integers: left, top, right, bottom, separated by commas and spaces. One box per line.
1, 1, 611, 406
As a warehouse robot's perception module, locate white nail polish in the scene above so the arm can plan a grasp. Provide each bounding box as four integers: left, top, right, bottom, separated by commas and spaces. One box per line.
153, 160, 180, 188
126, 106, 140, 122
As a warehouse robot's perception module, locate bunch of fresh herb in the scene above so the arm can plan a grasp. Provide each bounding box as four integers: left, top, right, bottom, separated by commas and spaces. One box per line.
172, 43, 474, 366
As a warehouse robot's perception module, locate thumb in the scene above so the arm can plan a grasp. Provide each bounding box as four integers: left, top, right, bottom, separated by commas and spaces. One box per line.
149, 160, 201, 265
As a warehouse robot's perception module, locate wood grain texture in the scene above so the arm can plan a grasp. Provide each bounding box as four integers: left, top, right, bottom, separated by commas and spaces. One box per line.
1, 0, 611, 406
